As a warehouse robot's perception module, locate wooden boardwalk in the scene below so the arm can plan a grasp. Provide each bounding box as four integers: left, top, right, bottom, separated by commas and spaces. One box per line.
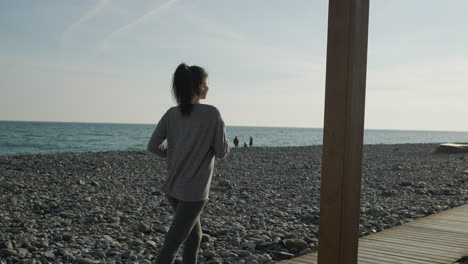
281, 204, 468, 264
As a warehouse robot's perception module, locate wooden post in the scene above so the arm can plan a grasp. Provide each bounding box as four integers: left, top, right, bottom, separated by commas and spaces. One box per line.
317, 1, 369, 264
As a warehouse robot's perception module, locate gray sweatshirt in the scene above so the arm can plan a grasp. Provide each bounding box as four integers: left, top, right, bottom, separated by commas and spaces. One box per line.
147, 104, 230, 201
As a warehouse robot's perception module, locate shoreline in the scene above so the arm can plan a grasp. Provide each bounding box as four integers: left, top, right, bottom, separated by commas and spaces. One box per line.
0, 142, 452, 157
1, 144, 467, 263
3, 120, 468, 133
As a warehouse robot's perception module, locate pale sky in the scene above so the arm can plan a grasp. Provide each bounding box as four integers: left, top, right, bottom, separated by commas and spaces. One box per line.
1, 1, 467, 131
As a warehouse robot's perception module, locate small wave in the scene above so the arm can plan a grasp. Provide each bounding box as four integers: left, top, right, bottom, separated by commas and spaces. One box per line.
1, 122, 467, 155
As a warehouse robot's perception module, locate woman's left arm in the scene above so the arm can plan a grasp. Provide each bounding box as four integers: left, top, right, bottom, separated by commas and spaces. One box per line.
147, 111, 169, 157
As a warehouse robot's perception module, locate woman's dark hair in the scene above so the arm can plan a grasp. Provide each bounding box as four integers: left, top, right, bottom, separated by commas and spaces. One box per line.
172, 63, 208, 116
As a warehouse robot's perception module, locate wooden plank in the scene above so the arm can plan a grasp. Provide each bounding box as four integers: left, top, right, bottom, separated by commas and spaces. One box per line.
359, 242, 460, 260
410, 216, 468, 224
358, 246, 453, 262
362, 225, 468, 240
357, 253, 419, 264
427, 211, 468, 217
285, 205, 468, 264
378, 228, 468, 242
317, 1, 369, 264
417, 216, 468, 223
356, 259, 381, 264
422, 212, 468, 219
293, 255, 318, 264
408, 220, 468, 229
282, 258, 315, 264
358, 243, 458, 258
295, 254, 317, 260
365, 232, 468, 246
281, 260, 306, 264
412, 224, 468, 230
365, 241, 459, 254
361, 238, 463, 254
358, 249, 441, 264
406, 223, 468, 233
363, 241, 458, 254
413, 218, 468, 225
281, 259, 313, 264
362, 230, 468, 245
400, 225, 468, 238
430, 216, 468, 222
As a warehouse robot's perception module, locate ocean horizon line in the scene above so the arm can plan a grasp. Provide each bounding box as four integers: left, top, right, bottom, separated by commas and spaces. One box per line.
1, 119, 468, 133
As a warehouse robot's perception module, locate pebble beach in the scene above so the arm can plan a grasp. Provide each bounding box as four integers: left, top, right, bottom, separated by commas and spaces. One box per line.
1, 144, 467, 264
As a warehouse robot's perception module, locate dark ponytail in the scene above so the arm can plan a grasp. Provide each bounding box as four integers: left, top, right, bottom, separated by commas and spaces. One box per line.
172, 63, 208, 116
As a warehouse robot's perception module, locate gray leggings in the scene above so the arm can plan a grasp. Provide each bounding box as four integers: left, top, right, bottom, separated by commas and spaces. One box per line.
156, 195, 206, 264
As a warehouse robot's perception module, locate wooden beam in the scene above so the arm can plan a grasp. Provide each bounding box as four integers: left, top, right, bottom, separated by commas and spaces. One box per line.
317, 1, 369, 264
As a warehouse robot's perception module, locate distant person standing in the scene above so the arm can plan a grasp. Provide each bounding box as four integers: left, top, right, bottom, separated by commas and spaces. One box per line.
243, 142, 247, 148
148, 63, 229, 264
233, 136, 239, 148
249, 136, 253, 147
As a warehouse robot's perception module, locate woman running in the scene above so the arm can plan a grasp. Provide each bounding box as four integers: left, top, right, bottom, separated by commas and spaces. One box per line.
148, 63, 230, 264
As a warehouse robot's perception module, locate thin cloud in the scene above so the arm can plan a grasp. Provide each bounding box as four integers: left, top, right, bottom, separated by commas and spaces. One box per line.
99, 0, 177, 51
183, 12, 244, 41
61, 0, 110, 45
367, 56, 468, 92
182, 13, 321, 78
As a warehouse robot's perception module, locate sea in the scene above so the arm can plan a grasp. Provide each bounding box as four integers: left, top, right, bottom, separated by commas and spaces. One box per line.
0, 121, 467, 155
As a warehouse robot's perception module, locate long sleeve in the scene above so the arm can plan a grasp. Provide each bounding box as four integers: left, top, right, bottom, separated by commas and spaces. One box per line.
212, 114, 230, 159
147, 111, 169, 157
